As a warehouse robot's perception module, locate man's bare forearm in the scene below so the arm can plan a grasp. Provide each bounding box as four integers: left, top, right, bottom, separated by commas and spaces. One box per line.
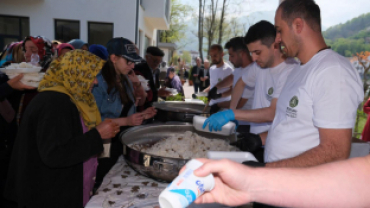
221, 88, 232, 97
203, 86, 210, 93
230, 78, 246, 110
259, 131, 268, 145
266, 128, 352, 168
233, 98, 277, 123
250, 156, 370, 207
217, 101, 230, 109
266, 142, 350, 168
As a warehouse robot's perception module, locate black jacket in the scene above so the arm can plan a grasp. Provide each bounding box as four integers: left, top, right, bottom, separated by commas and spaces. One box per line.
198, 68, 210, 89
4, 91, 103, 208
190, 65, 203, 83
0, 73, 21, 157
134, 62, 159, 109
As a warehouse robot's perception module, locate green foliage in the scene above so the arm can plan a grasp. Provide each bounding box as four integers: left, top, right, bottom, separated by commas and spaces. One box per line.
166, 94, 185, 101
160, 0, 192, 43
323, 13, 370, 40
197, 96, 208, 104
326, 37, 370, 57
170, 52, 180, 65
181, 51, 192, 64
323, 12, 370, 56
355, 109, 368, 137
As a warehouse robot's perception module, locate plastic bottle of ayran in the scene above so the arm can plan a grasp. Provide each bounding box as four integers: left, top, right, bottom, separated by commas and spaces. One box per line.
158, 159, 215, 208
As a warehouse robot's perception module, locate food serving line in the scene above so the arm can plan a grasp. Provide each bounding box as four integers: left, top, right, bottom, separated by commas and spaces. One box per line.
86, 100, 370, 208
86, 101, 250, 208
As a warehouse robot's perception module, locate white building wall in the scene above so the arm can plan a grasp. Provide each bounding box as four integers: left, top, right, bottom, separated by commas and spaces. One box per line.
161, 48, 169, 63
137, 4, 159, 57
0, 0, 137, 43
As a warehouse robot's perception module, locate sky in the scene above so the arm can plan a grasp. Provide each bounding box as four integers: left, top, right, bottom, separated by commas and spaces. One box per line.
177, 0, 370, 51
180, 0, 370, 30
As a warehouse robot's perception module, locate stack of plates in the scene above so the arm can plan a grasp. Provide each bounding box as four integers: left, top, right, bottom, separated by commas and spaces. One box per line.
165, 88, 178, 95
137, 75, 150, 91
0, 62, 44, 87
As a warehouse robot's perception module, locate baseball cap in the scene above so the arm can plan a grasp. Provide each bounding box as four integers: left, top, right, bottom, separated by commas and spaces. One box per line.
106, 37, 142, 62
89, 44, 109, 60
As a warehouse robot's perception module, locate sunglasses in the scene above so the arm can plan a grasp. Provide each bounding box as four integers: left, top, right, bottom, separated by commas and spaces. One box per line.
121, 56, 135, 65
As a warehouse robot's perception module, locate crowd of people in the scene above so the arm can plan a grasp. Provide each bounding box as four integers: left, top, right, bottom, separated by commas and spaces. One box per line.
0, 0, 369, 207
0, 34, 179, 207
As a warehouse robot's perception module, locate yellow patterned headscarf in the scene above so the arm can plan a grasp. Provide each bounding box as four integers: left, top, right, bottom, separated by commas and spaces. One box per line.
38, 50, 106, 129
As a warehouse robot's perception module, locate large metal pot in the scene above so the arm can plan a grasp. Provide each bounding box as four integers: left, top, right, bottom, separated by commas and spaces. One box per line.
152, 101, 210, 122
120, 123, 237, 182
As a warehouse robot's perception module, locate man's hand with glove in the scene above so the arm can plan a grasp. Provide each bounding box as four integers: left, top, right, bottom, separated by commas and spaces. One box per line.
208, 86, 222, 100
203, 109, 236, 132
230, 132, 263, 153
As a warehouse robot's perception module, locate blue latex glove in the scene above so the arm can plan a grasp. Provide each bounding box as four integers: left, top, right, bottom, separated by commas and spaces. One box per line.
203, 109, 235, 132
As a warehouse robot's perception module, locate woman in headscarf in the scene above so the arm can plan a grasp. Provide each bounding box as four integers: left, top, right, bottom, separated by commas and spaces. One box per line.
56, 43, 74, 57
165, 67, 184, 95
68, 39, 89, 50
23, 36, 53, 71
4, 50, 120, 208
92, 37, 156, 188
0, 41, 24, 67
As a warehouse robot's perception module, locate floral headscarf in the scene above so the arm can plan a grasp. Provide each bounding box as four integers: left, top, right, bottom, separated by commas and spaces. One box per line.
23, 36, 53, 70
38, 50, 106, 129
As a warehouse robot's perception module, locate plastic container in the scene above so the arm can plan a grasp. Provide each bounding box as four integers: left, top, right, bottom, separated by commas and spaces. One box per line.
207, 151, 257, 163
193, 115, 236, 136
158, 159, 215, 208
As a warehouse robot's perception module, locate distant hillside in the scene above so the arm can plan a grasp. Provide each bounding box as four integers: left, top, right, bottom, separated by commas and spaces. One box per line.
323, 13, 370, 40
323, 13, 370, 57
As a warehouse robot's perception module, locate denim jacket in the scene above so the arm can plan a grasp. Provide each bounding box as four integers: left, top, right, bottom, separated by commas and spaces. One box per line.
93, 72, 136, 120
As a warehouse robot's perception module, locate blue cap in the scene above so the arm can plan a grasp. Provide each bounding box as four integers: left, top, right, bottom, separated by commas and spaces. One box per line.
106, 37, 141, 62
68, 39, 88, 49
89, 44, 109, 60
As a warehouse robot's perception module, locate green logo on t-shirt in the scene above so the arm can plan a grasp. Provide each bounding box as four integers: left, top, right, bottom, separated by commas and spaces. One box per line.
289, 96, 299, 108
218, 78, 222, 82
268, 87, 274, 95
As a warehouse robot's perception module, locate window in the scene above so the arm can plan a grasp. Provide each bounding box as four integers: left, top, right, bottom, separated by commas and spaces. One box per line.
55, 19, 80, 43
88, 22, 113, 46
0, 15, 29, 50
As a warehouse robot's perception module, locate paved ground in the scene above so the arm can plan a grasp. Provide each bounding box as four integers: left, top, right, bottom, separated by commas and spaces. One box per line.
183, 80, 195, 99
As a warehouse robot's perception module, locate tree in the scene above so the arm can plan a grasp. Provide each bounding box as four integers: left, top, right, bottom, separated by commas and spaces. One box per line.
181, 51, 192, 64
204, 0, 219, 56
198, 0, 206, 62
217, 0, 228, 44
354, 51, 370, 134
356, 51, 370, 92
160, 0, 192, 43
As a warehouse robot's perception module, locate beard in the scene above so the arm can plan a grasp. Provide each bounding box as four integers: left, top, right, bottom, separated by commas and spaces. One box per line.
212, 59, 221, 65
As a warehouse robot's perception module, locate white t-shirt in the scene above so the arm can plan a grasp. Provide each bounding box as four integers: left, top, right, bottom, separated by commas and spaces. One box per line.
242, 58, 297, 134
264, 49, 364, 163
233, 62, 258, 125
209, 62, 234, 105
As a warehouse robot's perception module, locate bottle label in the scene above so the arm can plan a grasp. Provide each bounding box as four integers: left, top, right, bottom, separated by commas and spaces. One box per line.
169, 189, 196, 206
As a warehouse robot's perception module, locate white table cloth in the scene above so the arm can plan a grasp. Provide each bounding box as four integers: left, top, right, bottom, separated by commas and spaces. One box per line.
85, 156, 231, 208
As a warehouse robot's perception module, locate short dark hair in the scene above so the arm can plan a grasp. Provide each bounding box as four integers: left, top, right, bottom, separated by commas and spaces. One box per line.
210, 44, 223, 53
244, 21, 276, 47
278, 0, 321, 32
146, 46, 164, 57
224, 37, 249, 53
